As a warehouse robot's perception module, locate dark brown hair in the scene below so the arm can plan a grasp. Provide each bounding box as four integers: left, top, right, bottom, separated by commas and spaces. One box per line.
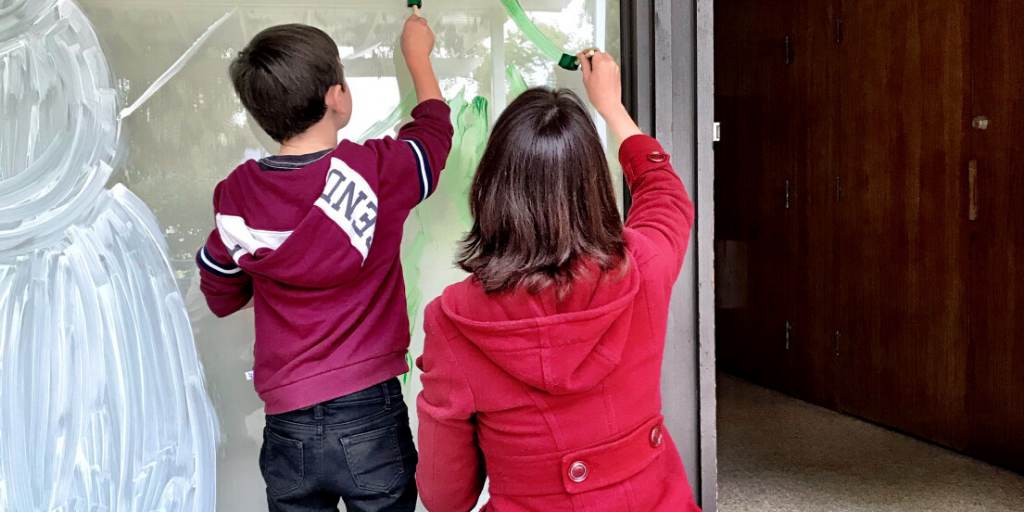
229, 24, 345, 143
458, 88, 626, 295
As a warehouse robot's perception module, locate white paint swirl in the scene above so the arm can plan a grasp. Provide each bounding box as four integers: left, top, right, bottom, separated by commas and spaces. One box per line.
0, 1, 219, 511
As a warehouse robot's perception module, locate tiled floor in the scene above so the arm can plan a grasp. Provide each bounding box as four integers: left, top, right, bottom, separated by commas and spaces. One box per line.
717, 373, 1024, 512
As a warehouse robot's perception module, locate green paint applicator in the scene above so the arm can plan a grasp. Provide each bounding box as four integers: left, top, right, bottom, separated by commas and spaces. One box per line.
500, 0, 594, 70
408, 0, 421, 16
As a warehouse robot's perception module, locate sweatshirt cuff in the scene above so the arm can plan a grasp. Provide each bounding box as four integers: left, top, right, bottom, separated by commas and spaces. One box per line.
618, 134, 671, 182
196, 246, 244, 278
412, 98, 452, 117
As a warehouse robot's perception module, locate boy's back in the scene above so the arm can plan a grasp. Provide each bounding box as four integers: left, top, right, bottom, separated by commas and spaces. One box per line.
199, 102, 450, 413
195, 17, 450, 512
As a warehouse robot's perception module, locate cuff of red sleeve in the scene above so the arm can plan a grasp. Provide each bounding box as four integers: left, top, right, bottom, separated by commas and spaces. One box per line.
619, 134, 671, 181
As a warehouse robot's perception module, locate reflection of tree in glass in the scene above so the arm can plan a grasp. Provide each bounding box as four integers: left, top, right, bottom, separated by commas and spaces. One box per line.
81, 7, 253, 265
77, 3, 616, 276
474, 20, 589, 93
80, 7, 500, 266
605, 0, 621, 58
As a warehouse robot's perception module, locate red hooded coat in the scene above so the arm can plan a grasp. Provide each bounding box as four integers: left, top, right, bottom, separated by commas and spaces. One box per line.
416, 134, 701, 512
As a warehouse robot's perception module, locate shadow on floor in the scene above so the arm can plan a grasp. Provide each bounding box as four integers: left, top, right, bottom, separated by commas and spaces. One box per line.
717, 373, 1024, 512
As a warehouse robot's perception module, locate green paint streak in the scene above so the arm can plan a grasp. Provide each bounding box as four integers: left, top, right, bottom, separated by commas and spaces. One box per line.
402, 211, 429, 326
501, 0, 580, 70
399, 211, 429, 384
501, 0, 563, 62
356, 68, 526, 387
506, 64, 530, 100
444, 93, 489, 228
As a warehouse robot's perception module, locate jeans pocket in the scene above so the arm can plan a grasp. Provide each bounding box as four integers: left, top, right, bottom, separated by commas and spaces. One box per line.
341, 425, 404, 494
260, 428, 304, 496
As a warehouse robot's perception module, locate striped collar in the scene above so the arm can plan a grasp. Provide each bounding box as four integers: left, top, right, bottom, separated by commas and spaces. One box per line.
258, 148, 333, 171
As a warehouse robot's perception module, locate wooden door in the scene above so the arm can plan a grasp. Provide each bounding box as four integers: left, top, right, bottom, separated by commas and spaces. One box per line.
785, 0, 841, 409
714, 0, 842, 405
836, 0, 970, 449
967, 0, 1024, 473
714, 0, 796, 392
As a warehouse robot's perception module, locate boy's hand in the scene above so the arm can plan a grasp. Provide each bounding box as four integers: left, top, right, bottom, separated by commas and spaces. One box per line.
402, 14, 435, 63
579, 48, 622, 117
402, 14, 443, 103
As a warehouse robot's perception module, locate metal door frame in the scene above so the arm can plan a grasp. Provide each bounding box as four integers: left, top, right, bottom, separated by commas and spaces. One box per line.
621, 0, 716, 509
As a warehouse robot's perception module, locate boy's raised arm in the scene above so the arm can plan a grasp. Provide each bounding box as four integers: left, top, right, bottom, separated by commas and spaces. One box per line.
401, 14, 443, 104
366, 13, 452, 211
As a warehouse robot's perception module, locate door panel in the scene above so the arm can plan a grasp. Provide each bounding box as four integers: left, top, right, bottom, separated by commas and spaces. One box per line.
837, 0, 970, 449
714, 0, 795, 392
786, 0, 841, 409
967, 0, 1024, 473
717, 0, 1024, 472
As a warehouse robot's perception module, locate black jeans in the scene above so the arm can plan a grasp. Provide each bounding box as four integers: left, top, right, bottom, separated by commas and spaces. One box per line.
260, 378, 418, 512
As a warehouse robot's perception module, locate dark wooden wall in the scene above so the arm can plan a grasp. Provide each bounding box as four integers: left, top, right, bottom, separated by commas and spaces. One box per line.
836, 0, 971, 450
966, 0, 1024, 471
714, 0, 1024, 473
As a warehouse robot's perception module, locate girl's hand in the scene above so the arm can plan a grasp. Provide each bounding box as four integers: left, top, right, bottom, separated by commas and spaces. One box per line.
579, 49, 642, 142
578, 48, 623, 117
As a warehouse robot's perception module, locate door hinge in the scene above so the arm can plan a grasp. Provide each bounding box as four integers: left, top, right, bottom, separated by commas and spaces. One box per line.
835, 330, 842, 356
835, 176, 842, 201
785, 321, 792, 350
713, 122, 722, 142
836, 19, 844, 43
785, 180, 791, 209
785, 36, 793, 64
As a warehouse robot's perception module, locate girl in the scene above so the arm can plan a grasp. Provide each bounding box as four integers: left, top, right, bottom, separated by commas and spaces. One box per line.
415, 51, 701, 512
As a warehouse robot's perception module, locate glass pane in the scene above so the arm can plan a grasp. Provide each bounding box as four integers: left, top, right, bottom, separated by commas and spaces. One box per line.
6, 0, 619, 510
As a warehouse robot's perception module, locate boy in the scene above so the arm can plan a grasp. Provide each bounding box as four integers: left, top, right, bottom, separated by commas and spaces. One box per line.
195, 15, 451, 512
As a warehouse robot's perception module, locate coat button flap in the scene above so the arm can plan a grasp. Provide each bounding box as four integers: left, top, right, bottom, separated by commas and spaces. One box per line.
560, 415, 667, 494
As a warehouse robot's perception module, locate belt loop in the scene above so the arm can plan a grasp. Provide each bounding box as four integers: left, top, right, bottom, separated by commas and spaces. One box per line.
383, 382, 392, 409
314, 403, 324, 420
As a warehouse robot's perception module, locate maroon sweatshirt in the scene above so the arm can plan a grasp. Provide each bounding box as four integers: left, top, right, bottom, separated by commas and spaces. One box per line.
197, 99, 453, 414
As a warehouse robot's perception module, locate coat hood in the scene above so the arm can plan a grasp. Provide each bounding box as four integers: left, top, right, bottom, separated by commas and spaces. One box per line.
439, 257, 640, 395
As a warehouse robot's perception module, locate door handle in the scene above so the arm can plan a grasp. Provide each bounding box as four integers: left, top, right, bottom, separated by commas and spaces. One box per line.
969, 159, 979, 221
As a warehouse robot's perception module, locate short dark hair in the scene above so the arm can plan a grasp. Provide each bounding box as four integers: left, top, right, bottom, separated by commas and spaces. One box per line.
457, 88, 627, 295
229, 24, 345, 143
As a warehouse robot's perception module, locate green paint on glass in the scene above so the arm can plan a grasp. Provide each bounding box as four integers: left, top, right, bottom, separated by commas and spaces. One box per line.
403, 353, 413, 385
506, 64, 529, 100
445, 93, 489, 228
357, 67, 527, 387
500, 0, 580, 70
399, 211, 428, 385
402, 211, 429, 327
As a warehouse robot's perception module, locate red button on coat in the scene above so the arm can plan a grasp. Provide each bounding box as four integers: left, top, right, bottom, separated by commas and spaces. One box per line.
648, 152, 668, 163
568, 461, 588, 482
650, 426, 663, 447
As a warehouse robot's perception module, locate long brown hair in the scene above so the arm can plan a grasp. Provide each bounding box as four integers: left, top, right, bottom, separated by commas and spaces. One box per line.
457, 87, 626, 295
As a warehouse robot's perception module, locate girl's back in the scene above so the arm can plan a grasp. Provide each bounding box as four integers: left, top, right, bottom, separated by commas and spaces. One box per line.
417, 52, 701, 512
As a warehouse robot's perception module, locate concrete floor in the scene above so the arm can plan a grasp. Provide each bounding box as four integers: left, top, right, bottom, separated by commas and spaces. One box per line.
717, 373, 1024, 512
